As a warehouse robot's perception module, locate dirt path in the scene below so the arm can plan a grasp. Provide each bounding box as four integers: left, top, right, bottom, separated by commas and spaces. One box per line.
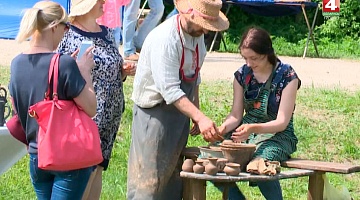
1, 39, 359, 90
202, 52, 360, 90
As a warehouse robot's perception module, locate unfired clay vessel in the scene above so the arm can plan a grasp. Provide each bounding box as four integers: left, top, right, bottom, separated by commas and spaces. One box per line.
182, 159, 195, 172
216, 158, 228, 172
205, 158, 218, 175
193, 160, 205, 174
224, 163, 241, 176
220, 144, 256, 172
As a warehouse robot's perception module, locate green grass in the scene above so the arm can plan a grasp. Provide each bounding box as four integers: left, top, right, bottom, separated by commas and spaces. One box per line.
1, 66, 359, 199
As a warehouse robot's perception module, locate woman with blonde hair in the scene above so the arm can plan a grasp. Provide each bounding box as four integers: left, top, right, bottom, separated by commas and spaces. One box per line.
9, 1, 96, 199
57, 0, 136, 199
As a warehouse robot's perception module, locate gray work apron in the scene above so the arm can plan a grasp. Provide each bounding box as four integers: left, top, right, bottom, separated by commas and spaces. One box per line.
127, 15, 200, 200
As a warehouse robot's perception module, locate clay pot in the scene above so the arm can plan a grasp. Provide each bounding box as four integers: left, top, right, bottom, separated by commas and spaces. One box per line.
193, 161, 205, 174
224, 163, 241, 176
182, 147, 200, 160
182, 159, 195, 172
205, 158, 218, 175
198, 146, 224, 158
220, 144, 256, 172
216, 158, 228, 172
196, 158, 209, 166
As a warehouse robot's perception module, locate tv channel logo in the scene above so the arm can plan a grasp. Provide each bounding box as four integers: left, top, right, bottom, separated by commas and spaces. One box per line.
322, 0, 340, 17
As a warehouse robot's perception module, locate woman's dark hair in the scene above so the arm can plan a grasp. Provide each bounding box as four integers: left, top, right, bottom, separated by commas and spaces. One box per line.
239, 27, 277, 66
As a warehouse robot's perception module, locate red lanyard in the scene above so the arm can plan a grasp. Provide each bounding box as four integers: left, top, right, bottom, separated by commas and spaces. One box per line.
176, 15, 200, 82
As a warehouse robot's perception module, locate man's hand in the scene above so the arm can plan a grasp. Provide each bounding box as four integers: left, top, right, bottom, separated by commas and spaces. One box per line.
197, 116, 223, 142
189, 122, 200, 136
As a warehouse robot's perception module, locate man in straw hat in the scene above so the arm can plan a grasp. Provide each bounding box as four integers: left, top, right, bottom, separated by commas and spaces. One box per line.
127, 0, 229, 199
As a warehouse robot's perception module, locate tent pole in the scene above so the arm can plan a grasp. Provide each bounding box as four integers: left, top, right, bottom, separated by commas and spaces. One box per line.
302, 4, 319, 58
137, 0, 148, 21
302, 4, 311, 58
209, 3, 231, 52
311, 6, 320, 57
220, 32, 228, 51
209, 31, 220, 53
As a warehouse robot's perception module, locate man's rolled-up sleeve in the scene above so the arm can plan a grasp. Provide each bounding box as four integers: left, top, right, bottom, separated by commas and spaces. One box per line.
150, 42, 185, 105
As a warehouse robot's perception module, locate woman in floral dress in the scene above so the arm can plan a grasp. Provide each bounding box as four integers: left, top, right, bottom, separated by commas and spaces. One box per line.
57, 0, 136, 199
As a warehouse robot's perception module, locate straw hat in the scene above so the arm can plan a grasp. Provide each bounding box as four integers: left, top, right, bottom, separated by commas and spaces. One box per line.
68, 0, 97, 19
175, 0, 229, 32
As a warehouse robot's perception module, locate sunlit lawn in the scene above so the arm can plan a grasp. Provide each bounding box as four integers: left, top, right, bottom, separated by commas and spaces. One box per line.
1, 66, 359, 199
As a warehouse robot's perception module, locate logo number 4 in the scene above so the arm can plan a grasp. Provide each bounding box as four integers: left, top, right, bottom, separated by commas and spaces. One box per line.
325, 0, 337, 10
323, 0, 340, 13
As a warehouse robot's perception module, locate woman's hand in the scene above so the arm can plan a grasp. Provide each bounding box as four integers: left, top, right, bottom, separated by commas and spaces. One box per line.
218, 125, 226, 135
122, 61, 137, 76
70, 49, 79, 59
231, 124, 253, 142
76, 46, 95, 74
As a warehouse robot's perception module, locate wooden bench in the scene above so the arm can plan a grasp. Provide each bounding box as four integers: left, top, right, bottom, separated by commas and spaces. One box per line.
281, 158, 360, 200
181, 148, 360, 200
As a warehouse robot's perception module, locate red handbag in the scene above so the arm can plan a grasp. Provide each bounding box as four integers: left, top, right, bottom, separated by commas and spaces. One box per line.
7, 114, 28, 145
28, 54, 103, 171
7, 97, 28, 145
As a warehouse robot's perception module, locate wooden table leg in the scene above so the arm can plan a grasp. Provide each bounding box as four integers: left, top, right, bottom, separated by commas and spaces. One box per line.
183, 178, 192, 200
190, 179, 206, 200
307, 171, 325, 200
222, 185, 229, 200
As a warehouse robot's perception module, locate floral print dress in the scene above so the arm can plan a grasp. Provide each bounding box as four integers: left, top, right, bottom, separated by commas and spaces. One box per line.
57, 25, 124, 170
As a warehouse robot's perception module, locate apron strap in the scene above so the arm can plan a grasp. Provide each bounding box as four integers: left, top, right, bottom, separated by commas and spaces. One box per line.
244, 66, 252, 91
271, 62, 289, 91
243, 64, 277, 92
263, 68, 275, 91
176, 15, 200, 82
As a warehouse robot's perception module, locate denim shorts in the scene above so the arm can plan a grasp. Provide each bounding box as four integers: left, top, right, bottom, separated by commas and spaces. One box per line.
29, 153, 93, 200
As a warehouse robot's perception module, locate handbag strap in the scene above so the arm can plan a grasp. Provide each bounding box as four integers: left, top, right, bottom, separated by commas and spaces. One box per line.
45, 54, 60, 100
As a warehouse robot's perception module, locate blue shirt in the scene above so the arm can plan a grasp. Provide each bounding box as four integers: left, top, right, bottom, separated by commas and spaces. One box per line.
9, 53, 86, 154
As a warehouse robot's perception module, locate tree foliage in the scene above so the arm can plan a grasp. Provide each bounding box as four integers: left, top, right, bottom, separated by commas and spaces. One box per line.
317, 0, 360, 40
216, 0, 360, 44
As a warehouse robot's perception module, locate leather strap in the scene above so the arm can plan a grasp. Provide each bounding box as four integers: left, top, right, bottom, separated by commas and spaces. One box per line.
45, 54, 60, 100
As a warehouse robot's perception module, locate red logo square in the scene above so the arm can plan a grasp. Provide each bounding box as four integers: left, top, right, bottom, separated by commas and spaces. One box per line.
323, 0, 340, 13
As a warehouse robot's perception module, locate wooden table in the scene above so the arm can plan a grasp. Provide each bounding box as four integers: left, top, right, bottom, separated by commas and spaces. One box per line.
0, 126, 27, 175
181, 147, 360, 200
181, 169, 315, 200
